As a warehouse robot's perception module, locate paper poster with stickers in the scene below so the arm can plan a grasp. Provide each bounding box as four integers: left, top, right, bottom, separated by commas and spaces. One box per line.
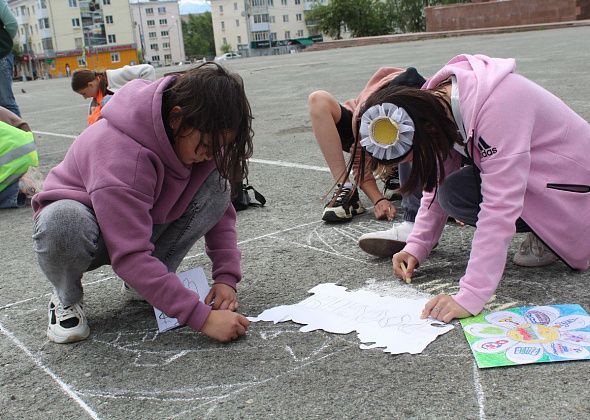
461, 305, 590, 368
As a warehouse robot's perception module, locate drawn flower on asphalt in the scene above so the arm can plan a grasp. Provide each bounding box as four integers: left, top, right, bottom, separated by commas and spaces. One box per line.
463, 306, 590, 364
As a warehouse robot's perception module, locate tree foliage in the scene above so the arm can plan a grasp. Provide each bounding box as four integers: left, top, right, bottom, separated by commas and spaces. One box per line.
182, 12, 215, 59
307, 0, 468, 38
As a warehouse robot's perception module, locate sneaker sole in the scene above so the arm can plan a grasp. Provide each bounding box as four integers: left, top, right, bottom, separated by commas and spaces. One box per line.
358, 238, 406, 258
47, 325, 90, 344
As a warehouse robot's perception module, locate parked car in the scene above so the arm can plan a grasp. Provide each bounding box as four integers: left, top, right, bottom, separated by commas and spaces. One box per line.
214, 52, 242, 62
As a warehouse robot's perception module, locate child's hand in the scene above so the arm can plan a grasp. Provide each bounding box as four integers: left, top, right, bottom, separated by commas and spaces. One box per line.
392, 251, 418, 283
200, 310, 250, 343
205, 283, 239, 311
374, 199, 396, 221
421, 294, 471, 323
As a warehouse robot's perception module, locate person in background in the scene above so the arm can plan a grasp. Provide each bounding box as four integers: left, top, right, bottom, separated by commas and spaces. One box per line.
0, 0, 20, 117
0, 106, 43, 208
33, 63, 253, 344
71, 64, 156, 125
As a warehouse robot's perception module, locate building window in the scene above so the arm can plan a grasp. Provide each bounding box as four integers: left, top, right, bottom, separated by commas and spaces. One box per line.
41, 37, 53, 50
222, 37, 227, 44
145, 8, 153, 15
295, 0, 300, 3
158, 6, 166, 13
297, 29, 303, 37
103, 0, 111, 5
252, 31, 268, 41
108, 34, 116, 43
219, 5, 223, 13
296, 13, 302, 21
39, 0, 46, 9
162, 42, 170, 48
147, 20, 155, 26
159, 19, 167, 25
38, 18, 50, 29
149, 31, 156, 38
281, 0, 287, 5
235, 19, 239, 27
282, 14, 288, 23
150, 43, 159, 51
72, 18, 81, 28
268, 0, 274, 5
151, 55, 160, 62
234, 2, 238, 10
105, 15, 113, 24
68, 0, 77, 7
270, 16, 275, 23
270, 32, 276, 40
221, 21, 225, 30
254, 14, 269, 23
284, 30, 290, 39
237, 35, 241, 43
75, 37, 83, 48
77, 56, 86, 66
164, 54, 171, 61
161, 30, 168, 37
111, 52, 120, 63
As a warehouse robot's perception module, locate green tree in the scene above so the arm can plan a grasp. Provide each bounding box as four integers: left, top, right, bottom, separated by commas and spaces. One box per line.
182, 12, 215, 59
221, 43, 233, 54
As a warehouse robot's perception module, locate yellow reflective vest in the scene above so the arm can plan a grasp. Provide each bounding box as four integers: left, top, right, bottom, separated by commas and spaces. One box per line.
0, 121, 38, 192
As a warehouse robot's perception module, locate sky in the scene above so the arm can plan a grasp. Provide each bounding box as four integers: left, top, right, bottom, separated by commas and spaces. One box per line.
179, 0, 211, 15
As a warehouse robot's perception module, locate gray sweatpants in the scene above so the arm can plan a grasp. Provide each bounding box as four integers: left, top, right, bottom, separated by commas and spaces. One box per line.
399, 161, 422, 223
33, 170, 231, 307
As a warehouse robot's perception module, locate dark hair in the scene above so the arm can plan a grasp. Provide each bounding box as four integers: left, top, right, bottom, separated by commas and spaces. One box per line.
356, 85, 461, 194
161, 62, 254, 183
71, 69, 108, 95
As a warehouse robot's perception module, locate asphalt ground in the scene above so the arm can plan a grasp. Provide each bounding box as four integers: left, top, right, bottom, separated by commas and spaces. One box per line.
1, 26, 589, 419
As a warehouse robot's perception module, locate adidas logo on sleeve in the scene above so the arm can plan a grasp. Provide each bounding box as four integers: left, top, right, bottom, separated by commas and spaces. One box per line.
477, 137, 497, 158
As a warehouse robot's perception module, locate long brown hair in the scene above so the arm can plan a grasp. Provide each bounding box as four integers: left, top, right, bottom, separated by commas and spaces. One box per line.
71, 69, 108, 95
161, 62, 254, 183
356, 85, 461, 194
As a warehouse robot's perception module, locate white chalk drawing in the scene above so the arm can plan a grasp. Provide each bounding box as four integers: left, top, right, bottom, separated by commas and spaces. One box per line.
248, 283, 454, 354
153, 267, 211, 332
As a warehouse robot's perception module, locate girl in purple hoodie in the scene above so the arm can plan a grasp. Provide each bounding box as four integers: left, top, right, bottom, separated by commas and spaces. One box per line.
32, 63, 253, 344
356, 54, 590, 323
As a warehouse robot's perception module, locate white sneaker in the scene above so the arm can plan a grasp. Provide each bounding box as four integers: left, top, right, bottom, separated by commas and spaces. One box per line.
513, 232, 558, 267
358, 221, 414, 257
121, 282, 146, 302
47, 294, 90, 344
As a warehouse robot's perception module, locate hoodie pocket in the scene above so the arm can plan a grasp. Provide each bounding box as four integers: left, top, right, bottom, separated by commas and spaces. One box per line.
546, 183, 590, 193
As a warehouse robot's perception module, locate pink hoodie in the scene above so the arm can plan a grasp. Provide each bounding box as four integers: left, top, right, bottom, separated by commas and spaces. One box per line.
403, 54, 590, 315
32, 76, 240, 331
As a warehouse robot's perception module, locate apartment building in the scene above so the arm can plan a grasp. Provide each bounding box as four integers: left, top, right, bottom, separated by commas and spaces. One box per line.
130, 0, 185, 67
210, 0, 330, 57
8, 0, 138, 78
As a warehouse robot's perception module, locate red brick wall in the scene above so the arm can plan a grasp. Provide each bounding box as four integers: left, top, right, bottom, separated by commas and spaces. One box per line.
426, 0, 580, 32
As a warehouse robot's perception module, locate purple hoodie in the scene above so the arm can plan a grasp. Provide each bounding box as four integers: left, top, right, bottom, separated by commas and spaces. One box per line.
32, 77, 241, 331
404, 54, 590, 315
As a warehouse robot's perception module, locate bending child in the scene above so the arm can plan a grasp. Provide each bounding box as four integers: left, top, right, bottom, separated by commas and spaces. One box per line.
355, 54, 590, 322
308, 67, 424, 249
71, 64, 156, 125
33, 63, 253, 344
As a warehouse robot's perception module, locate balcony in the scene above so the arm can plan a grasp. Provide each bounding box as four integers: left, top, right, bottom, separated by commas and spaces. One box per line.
250, 22, 270, 32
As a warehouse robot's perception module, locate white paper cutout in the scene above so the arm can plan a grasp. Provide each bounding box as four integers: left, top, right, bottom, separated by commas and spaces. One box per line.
248, 283, 453, 354
153, 267, 211, 332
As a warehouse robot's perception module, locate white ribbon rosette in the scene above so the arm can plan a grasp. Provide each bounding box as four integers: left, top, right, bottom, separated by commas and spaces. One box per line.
359, 103, 415, 161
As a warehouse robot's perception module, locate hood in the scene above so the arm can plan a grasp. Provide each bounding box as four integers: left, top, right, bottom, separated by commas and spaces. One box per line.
100, 76, 188, 177
424, 54, 516, 139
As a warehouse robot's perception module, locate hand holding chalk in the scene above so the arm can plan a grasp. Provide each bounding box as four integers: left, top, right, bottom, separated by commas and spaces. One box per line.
392, 251, 417, 284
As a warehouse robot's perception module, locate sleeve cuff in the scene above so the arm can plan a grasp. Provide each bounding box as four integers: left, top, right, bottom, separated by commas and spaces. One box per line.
402, 242, 430, 264
186, 301, 213, 332
453, 289, 487, 316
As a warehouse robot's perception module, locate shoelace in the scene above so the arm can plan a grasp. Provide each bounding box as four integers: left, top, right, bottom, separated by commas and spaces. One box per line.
333, 187, 352, 204
56, 302, 84, 321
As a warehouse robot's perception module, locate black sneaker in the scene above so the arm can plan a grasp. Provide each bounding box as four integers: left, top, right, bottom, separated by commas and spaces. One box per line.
383, 171, 401, 201
322, 184, 365, 222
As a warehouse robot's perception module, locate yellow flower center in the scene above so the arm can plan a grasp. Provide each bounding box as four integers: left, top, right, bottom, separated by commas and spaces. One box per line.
507, 324, 560, 344
371, 117, 398, 145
